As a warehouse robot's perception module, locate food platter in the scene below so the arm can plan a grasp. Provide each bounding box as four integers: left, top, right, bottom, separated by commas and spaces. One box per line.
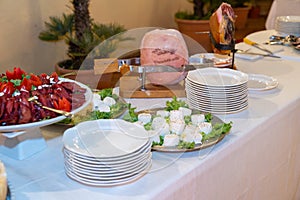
189, 53, 232, 68
137, 108, 231, 153
57, 90, 128, 126
0, 78, 93, 133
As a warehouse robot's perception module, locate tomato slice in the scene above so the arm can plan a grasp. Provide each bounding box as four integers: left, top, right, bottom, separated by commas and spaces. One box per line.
19, 78, 32, 91
0, 82, 15, 95
54, 97, 71, 112
29, 74, 42, 87
6, 67, 26, 80
50, 72, 59, 82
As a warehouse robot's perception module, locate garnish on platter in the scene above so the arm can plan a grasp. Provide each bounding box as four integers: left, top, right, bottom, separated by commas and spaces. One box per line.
59, 88, 128, 125
0, 67, 87, 126
123, 97, 232, 152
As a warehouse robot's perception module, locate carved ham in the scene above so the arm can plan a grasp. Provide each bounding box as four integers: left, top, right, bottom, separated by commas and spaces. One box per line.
140, 29, 189, 85
209, 3, 236, 54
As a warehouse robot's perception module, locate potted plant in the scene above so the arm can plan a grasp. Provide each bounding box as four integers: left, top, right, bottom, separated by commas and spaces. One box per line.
39, 0, 126, 89
175, 0, 220, 52
225, 0, 251, 29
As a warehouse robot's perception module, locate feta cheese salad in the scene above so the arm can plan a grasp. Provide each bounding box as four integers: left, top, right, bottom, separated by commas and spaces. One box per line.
123, 97, 232, 151
60, 88, 128, 125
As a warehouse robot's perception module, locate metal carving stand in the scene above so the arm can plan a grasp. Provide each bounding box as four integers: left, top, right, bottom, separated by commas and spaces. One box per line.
209, 32, 236, 69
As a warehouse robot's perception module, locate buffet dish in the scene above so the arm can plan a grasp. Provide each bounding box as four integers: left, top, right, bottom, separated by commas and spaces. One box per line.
123, 97, 232, 152
58, 88, 128, 126
0, 68, 92, 132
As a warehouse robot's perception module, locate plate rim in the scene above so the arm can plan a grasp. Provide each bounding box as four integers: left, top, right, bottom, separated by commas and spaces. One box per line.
247, 73, 278, 91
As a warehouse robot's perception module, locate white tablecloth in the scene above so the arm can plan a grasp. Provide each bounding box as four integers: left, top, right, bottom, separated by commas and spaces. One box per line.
1, 30, 300, 200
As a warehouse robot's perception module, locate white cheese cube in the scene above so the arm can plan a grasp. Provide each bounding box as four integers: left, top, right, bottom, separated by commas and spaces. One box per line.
179, 107, 192, 116
181, 132, 194, 143
193, 132, 203, 144
156, 110, 170, 118
103, 96, 116, 106
169, 121, 185, 135
163, 134, 179, 147
92, 94, 102, 110
183, 124, 197, 134
95, 103, 110, 112
198, 122, 212, 135
138, 113, 152, 125
151, 117, 166, 130
169, 110, 184, 122
148, 130, 160, 143
159, 123, 170, 136
93, 93, 101, 101
181, 125, 198, 143
112, 88, 119, 95
191, 114, 205, 125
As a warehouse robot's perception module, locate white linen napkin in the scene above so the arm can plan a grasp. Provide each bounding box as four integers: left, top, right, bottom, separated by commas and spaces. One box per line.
235, 42, 284, 60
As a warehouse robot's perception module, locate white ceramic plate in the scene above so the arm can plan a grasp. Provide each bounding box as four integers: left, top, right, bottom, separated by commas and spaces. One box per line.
186, 78, 248, 91
190, 53, 232, 67
63, 140, 151, 163
247, 74, 278, 91
64, 156, 151, 180
0, 78, 93, 132
63, 119, 149, 158
187, 68, 248, 87
65, 160, 152, 187
64, 152, 152, 175
185, 84, 248, 98
63, 149, 151, 171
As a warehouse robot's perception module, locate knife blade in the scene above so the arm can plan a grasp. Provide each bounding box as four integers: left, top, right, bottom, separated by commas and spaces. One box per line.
236, 50, 281, 58
119, 63, 213, 74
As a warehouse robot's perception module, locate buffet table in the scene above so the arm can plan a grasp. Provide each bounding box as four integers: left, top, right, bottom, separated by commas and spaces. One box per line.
2, 30, 300, 200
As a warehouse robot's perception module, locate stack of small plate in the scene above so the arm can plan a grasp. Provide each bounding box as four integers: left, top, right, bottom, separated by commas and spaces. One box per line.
185, 68, 249, 114
62, 119, 152, 187
275, 16, 300, 36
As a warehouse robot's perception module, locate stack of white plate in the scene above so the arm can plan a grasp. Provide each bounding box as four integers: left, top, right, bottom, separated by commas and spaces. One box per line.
275, 16, 300, 36
185, 68, 249, 114
62, 119, 152, 187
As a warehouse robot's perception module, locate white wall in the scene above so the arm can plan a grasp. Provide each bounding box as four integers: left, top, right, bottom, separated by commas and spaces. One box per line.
0, 0, 192, 74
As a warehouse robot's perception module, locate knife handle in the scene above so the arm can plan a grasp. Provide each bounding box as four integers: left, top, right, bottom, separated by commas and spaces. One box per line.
243, 38, 256, 46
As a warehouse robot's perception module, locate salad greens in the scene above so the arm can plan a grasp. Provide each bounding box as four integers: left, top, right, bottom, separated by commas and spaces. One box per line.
122, 104, 138, 122
165, 97, 188, 111
152, 135, 164, 146
178, 141, 195, 149
202, 122, 232, 141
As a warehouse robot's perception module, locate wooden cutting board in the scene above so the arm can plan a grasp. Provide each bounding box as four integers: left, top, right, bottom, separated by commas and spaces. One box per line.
119, 76, 186, 98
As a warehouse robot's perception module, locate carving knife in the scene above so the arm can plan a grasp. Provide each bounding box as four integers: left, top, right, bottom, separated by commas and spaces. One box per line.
243, 38, 275, 55
118, 63, 213, 75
